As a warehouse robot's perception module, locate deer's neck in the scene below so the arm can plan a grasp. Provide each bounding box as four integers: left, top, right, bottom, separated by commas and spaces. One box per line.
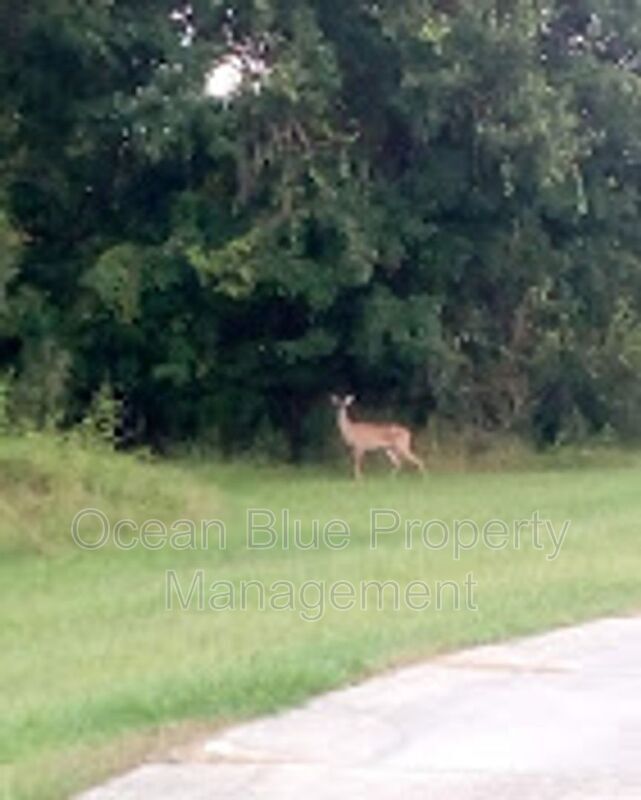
337, 406, 355, 444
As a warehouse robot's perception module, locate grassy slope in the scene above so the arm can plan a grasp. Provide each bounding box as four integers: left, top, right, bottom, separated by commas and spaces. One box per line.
1, 435, 641, 798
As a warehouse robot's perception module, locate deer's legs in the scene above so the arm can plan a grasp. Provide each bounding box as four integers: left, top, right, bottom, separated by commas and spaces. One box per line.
385, 448, 402, 474
399, 444, 425, 473
352, 448, 364, 480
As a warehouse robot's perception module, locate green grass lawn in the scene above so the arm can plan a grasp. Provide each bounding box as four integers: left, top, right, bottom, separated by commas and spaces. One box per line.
1, 435, 641, 799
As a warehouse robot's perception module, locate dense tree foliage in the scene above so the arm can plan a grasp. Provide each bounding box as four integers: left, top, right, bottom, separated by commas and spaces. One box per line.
2, 0, 641, 456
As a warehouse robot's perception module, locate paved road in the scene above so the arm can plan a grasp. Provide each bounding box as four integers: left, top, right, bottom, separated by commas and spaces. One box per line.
79, 616, 641, 799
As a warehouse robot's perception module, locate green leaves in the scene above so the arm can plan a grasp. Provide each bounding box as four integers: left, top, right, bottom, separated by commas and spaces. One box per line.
3, 0, 641, 451
84, 244, 146, 324
187, 236, 259, 299
0, 211, 21, 313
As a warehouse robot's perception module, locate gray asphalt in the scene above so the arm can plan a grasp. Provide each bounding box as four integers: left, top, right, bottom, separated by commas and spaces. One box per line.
79, 616, 641, 799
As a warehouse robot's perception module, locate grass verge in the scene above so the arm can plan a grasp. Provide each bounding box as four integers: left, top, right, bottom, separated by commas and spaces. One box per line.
1, 435, 641, 798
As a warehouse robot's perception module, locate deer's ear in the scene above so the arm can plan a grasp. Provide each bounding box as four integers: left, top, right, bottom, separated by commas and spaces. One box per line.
329, 394, 339, 406
345, 395, 355, 406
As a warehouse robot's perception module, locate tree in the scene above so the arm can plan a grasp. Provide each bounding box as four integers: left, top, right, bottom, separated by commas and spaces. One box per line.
2, 1, 641, 454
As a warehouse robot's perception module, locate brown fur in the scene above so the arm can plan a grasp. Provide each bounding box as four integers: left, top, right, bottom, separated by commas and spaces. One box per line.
331, 395, 425, 479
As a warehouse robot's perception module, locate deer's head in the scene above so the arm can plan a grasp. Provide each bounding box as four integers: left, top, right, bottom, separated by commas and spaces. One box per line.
330, 394, 355, 409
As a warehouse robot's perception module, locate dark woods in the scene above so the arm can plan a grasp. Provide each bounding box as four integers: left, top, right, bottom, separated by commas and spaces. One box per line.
2, 1, 641, 458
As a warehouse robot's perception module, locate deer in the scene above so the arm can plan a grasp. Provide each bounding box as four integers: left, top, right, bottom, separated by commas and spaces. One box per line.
330, 394, 425, 480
